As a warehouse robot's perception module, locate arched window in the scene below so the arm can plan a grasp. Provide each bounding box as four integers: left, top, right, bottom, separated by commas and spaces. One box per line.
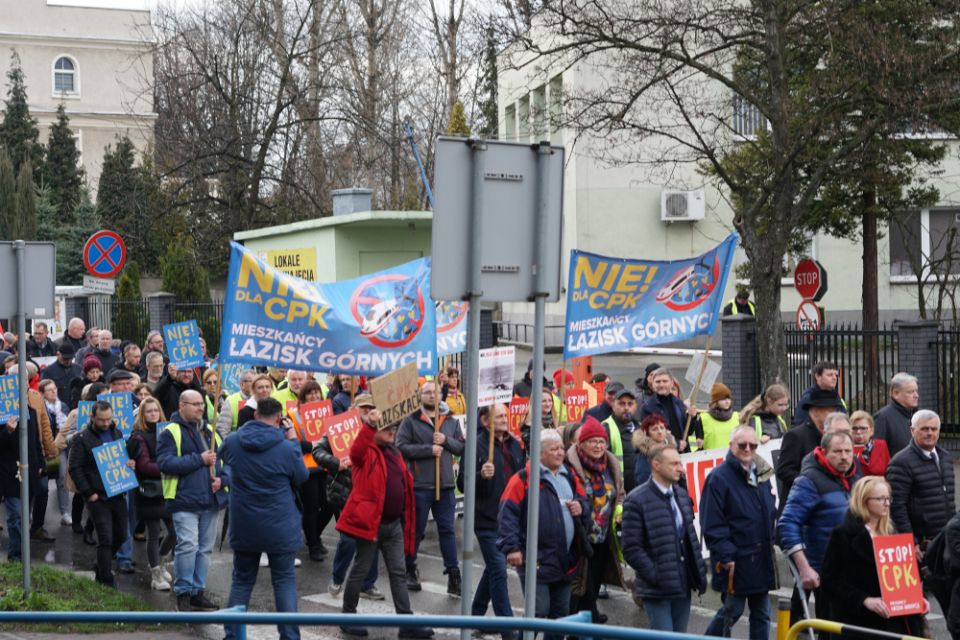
53, 56, 77, 94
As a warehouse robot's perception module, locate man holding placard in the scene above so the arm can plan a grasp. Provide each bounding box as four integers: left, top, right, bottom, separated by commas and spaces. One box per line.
67, 401, 132, 586
0, 376, 44, 564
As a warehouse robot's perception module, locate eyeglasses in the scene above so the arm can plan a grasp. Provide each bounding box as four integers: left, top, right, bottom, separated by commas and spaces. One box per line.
867, 496, 892, 504
181, 400, 204, 407
736, 442, 759, 451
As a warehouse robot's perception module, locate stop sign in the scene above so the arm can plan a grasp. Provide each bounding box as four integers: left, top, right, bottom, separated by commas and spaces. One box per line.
794, 259, 828, 301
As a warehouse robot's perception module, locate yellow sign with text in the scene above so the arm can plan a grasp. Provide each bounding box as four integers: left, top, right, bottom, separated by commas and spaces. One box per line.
266, 247, 318, 282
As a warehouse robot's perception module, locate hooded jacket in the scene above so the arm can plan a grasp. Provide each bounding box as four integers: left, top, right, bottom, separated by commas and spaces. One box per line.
396, 408, 465, 490
219, 420, 309, 554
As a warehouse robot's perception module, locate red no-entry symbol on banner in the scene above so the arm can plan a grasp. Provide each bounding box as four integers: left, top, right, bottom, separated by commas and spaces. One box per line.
83, 231, 126, 279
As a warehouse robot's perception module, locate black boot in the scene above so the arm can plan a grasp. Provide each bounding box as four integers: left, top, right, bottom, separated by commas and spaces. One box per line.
446, 567, 461, 596
406, 565, 422, 592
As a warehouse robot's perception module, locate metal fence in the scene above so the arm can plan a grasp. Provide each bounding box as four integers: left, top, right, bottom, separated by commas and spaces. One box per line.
87, 297, 150, 345
782, 323, 899, 416
174, 299, 225, 355
936, 327, 960, 434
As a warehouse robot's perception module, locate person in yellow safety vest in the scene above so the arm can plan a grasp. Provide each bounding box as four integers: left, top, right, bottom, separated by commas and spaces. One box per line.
272, 370, 313, 414
722, 289, 756, 317
600, 388, 640, 493
694, 383, 753, 451
216, 369, 255, 440
739, 384, 791, 443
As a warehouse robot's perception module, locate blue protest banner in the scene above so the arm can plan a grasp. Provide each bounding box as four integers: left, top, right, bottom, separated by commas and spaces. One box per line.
218, 362, 247, 396
220, 242, 437, 376
96, 392, 135, 439
163, 319, 205, 370
563, 233, 739, 359
0, 374, 19, 423
77, 401, 94, 430
93, 440, 139, 498
436, 301, 468, 357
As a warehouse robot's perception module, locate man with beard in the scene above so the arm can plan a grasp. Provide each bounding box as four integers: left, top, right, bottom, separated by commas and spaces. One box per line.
640, 368, 696, 453
396, 380, 464, 594
601, 388, 640, 492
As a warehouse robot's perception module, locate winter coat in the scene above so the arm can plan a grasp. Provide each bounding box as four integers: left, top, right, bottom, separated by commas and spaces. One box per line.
497, 462, 591, 584
777, 453, 860, 572
583, 402, 613, 425
70, 374, 103, 409
396, 409, 464, 490
775, 420, 822, 504
887, 440, 955, 544
873, 400, 914, 456
752, 412, 788, 441
622, 478, 706, 599
330, 391, 352, 415
129, 427, 168, 520
456, 429, 525, 531
67, 421, 126, 501
792, 384, 846, 427
0, 406, 43, 499
92, 348, 119, 375
700, 452, 778, 595
152, 372, 206, 421
26, 338, 57, 358
219, 420, 309, 554
40, 360, 81, 406
157, 413, 228, 513
820, 511, 923, 635
631, 430, 678, 487
336, 423, 418, 557
639, 394, 688, 446
856, 438, 891, 476
312, 435, 351, 512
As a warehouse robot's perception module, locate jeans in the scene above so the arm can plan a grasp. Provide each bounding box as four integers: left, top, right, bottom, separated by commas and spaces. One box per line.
473, 529, 513, 623
88, 496, 128, 586
115, 491, 135, 566
332, 531, 378, 590
343, 520, 411, 615
705, 592, 770, 639
225, 550, 299, 640
5, 496, 21, 561
517, 571, 571, 640
643, 596, 692, 633
171, 509, 219, 595
30, 473, 49, 533
408, 488, 458, 571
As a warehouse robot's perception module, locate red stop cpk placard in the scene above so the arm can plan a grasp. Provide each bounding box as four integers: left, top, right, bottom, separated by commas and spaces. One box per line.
872, 533, 925, 616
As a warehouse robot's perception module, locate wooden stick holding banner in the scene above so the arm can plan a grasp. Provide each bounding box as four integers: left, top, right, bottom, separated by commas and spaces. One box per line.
488, 400, 496, 465
681, 334, 714, 447
435, 365, 442, 502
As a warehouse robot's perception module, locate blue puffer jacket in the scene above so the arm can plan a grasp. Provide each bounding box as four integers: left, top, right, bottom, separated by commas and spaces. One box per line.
777, 451, 860, 572
219, 420, 309, 554
622, 480, 706, 599
700, 452, 778, 595
157, 413, 229, 513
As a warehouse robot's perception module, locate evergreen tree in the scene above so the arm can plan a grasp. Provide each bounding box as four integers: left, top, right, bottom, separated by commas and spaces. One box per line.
160, 236, 211, 302
57, 198, 99, 285
0, 52, 43, 174
114, 261, 146, 342
14, 161, 36, 240
116, 261, 142, 300
447, 99, 471, 136
475, 25, 499, 139
0, 151, 14, 236
42, 104, 83, 226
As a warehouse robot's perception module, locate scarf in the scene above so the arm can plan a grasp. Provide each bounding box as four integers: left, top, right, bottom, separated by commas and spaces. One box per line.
577, 447, 615, 542
813, 446, 856, 491
709, 406, 734, 421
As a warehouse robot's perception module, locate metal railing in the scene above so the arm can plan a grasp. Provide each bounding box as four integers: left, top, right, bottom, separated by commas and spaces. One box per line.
493, 320, 565, 348
87, 298, 150, 345
936, 327, 960, 435
173, 299, 225, 356
0, 608, 719, 640
785, 619, 925, 640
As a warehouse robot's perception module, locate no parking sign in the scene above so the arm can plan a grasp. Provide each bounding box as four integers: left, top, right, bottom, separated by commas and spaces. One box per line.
83, 231, 126, 279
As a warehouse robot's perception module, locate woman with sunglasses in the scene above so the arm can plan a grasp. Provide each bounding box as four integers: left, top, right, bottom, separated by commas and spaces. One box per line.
820, 476, 926, 634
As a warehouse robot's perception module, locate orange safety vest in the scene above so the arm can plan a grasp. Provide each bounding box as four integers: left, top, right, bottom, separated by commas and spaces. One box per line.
288, 408, 318, 470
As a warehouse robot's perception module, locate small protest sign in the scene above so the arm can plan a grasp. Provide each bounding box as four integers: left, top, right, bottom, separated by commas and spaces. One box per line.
873, 533, 925, 616
93, 440, 139, 498
478, 346, 515, 407
97, 392, 135, 439
0, 374, 19, 422
78, 401, 94, 430
299, 399, 334, 442
565, 390, 590, 422
163, 320, 205, 370
322, 408, 365, 459
508, 397, 529, 442
219, 362, 247, 396
369, 362, 420, 428
685, 351, 722, 395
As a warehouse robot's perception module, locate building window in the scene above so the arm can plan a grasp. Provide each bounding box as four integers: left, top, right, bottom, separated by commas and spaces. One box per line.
889, 209, 960, 278
53, 56, 77, 95
732, 93, 768, 138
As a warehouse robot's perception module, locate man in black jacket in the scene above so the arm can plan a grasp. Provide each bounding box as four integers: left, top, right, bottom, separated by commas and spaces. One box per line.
0, 403, 44, 563
459, 403, 524, 640
40, 343, 80, 406
57, 317, 86, 353
67, 400, 131, 586
26, 322, 56, 358
873, 372, 919, 456
887, 409, 955, 612
776, 388, 843, 504
791, 361, 845, 427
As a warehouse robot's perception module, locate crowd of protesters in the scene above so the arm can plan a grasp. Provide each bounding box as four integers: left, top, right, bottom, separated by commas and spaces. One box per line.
3, 319, 960, 640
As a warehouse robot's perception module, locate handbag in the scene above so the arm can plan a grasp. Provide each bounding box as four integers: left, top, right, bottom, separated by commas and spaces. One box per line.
139, 478, 163, 499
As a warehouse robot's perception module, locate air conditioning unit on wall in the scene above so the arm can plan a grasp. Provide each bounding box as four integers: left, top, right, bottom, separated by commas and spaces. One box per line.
661, 189, 705, 222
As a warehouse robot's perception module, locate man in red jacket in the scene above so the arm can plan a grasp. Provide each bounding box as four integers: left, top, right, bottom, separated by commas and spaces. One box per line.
336, 408, 433, 639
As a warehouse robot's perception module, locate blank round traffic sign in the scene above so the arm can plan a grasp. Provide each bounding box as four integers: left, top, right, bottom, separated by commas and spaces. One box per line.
83, 231, 126, 279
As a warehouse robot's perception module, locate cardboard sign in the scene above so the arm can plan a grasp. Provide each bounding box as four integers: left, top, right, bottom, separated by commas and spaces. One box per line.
369, 362, 420, 428
0, 374, 19, 422
300, 399, 334, 442
508, 397, 529, 442
77, 401, 94, 430
93, 440, 139, 498
477, 346, 515, 407
96, 392, 135, 439
164, 320, 205, 370
873, 534, 925, 616
685, 351, 722, 395
322, 408, 365, 459
565, 390, 590, 423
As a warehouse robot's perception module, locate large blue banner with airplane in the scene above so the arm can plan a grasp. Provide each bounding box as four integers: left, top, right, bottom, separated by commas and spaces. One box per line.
221, 242, 437, 375
563, 233, 739, 359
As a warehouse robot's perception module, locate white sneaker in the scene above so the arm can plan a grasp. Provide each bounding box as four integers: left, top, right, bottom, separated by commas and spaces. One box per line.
162, 561, 173, 583
295, 558, 302, 567
150, 566, 171, 591
60, 514, 72, 526
259, 555, 269, 567
328, 582, 343, 596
